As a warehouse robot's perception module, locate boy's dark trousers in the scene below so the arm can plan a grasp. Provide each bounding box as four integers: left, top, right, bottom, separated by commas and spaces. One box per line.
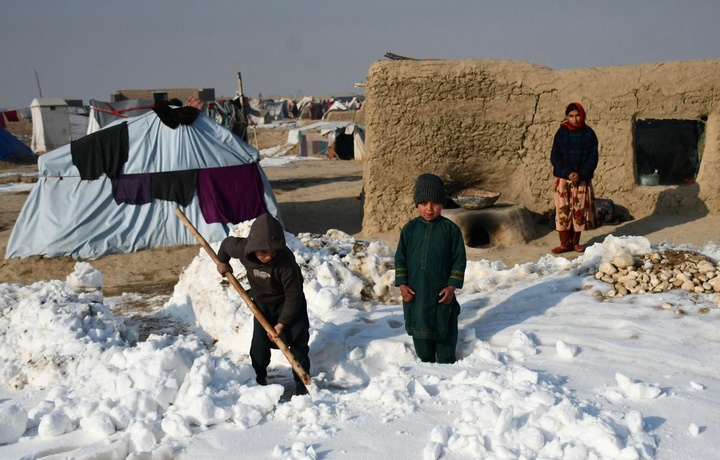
250, 303, 310, 384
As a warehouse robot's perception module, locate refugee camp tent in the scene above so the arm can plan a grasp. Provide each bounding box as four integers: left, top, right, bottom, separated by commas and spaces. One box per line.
323, 97, 362, 119
331, 123, 365, 160
87, 99, 155, 134
288, 121, 365, 160
65, 105, 90, 141
265, 100, 289, 120
246, 98, 270, 126
30, 98, 70, 153
0, 126, 34, 161
6, 108, 280, 259
297, 97, 324, 120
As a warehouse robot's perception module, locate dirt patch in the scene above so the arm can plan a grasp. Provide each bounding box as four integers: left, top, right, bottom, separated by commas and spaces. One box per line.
4, 154, 720, 299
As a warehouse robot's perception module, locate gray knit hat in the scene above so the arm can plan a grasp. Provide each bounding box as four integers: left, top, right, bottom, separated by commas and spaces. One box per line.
413, 173, 446, 206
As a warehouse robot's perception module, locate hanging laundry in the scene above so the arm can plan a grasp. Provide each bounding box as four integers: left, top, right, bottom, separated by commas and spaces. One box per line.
150, 169, 198, 206
111, 173, 152, 205
71, 122, 129, 180
197, 163, 267, 224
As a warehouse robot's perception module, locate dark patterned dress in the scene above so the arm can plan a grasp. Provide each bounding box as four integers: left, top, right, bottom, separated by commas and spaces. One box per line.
551, 125, 599, 231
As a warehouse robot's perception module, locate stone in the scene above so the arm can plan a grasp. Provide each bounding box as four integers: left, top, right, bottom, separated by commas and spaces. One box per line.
613, 253, 635, 269
697, 260, 716, 273
599, 262, 617, 275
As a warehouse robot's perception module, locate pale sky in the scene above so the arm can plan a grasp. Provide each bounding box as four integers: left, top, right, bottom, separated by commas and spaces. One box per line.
2, 0, 719, 109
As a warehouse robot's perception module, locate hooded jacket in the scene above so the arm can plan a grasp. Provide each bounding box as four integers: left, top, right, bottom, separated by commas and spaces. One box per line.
217, 214, 307, 327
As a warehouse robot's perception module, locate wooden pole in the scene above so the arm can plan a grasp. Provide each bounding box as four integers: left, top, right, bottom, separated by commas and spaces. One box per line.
251, 125, 259, 150
34, 70, 43, 98
236, 72, 250, 143
175, 209, 311, 385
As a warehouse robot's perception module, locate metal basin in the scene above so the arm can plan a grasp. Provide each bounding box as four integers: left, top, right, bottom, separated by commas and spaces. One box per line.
452, 188, 501, 210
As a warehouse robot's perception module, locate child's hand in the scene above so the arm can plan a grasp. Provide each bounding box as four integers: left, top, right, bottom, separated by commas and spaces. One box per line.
268, 323, 285, 341
217, 262, 233, 276
438, 286, 456, 304
399, 284, 415, 302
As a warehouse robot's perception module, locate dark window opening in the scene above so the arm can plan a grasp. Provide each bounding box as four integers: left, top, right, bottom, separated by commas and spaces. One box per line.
152, 92, 168, 102
634, 119, 705, 186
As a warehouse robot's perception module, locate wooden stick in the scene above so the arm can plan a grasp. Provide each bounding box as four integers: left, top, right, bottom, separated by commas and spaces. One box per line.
236, 72, 250, 143
252, 125, 259, 150
175, 209, 311, 385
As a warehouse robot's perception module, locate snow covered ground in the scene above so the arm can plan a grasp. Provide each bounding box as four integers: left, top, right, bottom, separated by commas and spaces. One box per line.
1, 217, 719, 459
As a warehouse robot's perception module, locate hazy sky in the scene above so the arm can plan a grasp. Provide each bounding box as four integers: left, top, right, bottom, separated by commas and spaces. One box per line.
2, 0, 719, 109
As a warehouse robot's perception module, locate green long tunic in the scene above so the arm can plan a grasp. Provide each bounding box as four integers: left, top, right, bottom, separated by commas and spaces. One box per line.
395, 215, 466, 340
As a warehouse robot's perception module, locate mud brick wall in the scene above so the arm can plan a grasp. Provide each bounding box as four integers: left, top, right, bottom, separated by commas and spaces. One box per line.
362, 58, 720, 234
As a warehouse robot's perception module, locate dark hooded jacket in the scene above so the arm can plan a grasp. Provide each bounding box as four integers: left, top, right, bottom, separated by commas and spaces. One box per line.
217, 213, 307, 328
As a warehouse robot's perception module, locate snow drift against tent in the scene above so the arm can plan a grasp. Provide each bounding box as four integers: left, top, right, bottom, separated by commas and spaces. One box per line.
5, 111, 280, 259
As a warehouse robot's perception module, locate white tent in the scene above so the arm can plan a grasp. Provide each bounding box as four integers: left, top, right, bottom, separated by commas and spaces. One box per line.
69, 113, 89, 140
287, 121, 365, 160
30, 98, 70, 153
6, 109, 280, 259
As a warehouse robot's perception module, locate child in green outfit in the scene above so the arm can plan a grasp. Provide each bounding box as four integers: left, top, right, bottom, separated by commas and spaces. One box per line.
395, 173, 467, 363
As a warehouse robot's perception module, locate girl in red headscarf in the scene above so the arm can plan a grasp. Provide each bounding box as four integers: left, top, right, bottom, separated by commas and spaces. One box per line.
550, 102, 599, 253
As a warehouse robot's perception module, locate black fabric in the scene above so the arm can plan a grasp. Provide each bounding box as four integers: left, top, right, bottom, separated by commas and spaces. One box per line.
71, 122, 129, 180
149, 169, 197, 206
111, 173, 152, 205
250, 300, 311, 383
152, 100, 200, 129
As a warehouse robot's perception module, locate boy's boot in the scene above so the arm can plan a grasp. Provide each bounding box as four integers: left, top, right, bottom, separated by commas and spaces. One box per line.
551, 231, 573, 254
295, 382, 308, 395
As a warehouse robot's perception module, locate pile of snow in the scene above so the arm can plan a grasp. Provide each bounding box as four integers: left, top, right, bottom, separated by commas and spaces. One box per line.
1, 231, 719, 459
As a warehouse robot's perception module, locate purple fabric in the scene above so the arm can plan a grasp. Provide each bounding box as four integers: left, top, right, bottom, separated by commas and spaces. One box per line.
111, 173, 152, 205
197, 163, 268, 224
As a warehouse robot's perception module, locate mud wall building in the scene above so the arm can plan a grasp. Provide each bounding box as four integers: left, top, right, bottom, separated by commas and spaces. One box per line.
112, 88, 215, 102
361, 58, 720, 234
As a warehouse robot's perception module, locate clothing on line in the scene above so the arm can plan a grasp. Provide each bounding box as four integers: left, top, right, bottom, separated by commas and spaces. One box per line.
71, 122, 129, 180
196, 163, 268, 224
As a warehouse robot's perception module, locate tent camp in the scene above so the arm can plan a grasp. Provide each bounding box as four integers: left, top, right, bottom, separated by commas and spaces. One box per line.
30, 98, 71, 153
0, 127, 34, 161
6, 108, 280, 259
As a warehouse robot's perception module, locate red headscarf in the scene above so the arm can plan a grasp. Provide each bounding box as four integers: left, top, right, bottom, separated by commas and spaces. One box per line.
560, 102, 588, 131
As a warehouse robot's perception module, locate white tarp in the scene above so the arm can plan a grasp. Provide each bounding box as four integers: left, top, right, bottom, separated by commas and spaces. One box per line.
6, 110, 280, 259
30, 98, 70, 153
87, 99, 155, 135
69, 113, 89, 141
287, 121, 354, 144
287, 121, 365, 160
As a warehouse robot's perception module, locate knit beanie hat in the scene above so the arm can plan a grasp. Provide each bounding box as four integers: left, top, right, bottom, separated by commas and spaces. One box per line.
413, 173, 446, 206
